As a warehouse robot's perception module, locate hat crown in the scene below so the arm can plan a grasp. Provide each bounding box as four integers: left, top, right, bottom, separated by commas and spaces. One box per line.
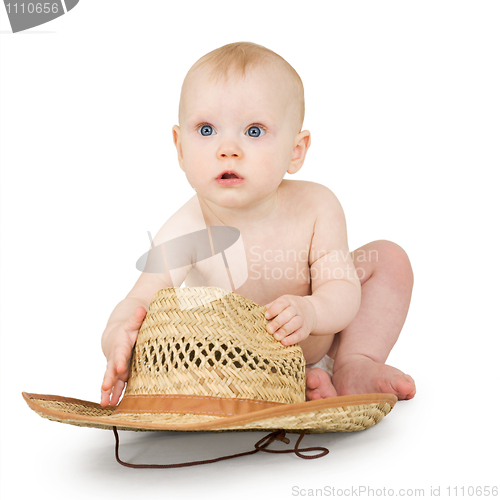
123, 287, 306, 404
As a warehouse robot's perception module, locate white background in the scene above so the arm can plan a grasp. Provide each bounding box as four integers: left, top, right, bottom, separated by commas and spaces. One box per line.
1, 1, 499, 498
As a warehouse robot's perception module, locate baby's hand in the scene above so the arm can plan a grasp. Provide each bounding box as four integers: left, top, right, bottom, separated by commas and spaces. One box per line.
264, 295, 317, 346
100, 306, 147, 407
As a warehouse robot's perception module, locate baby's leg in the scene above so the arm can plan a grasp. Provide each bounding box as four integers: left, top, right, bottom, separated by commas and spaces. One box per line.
304, 240, 415, 400
330, 240, 415, 400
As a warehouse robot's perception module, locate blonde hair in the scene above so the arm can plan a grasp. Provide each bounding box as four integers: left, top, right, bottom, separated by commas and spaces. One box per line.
179, 42, 305, 133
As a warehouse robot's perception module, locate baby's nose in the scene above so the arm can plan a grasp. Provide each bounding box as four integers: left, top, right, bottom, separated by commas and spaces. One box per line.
217, 143, 242, 158
219, 152, 240, 158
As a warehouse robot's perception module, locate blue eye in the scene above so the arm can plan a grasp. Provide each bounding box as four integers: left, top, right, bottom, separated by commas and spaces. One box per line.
247, 125, 266, 138
199, 124, 215, 136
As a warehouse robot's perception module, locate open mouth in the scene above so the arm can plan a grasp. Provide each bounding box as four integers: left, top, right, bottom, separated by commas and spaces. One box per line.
218, 171, 243, 180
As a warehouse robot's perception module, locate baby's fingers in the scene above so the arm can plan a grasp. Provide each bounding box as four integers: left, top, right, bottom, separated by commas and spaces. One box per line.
267, 306, 296, 336
279, 327, 308, 346
124, 306, 147, 334
101, 362, 116, 392
100, 385, 113, 407
264, 299, 287, 320
100, 358, 125, 404
272, 316, 303, 342
101, 366, 116, 406
100, 380, 124, 407
109, 379, 126, 407
107, 346, 132, 378
100, 366, 126, 407
100, 376, 113, 406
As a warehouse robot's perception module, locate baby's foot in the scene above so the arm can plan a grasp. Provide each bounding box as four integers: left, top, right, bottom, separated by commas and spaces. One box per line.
332, 355, 416, 400
305, 367, 338, 400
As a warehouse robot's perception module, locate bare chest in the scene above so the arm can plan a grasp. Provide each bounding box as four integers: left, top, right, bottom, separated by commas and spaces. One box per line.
235, 223, 313, 305
187, 182, 317, 306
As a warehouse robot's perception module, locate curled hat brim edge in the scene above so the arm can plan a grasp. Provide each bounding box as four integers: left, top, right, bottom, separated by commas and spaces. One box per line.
22, 392, 397, 434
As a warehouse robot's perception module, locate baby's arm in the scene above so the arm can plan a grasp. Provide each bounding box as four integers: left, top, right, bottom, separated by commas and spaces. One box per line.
265, 185, 361, 344
100, 271, 178, 407
302, 187, 361, 335
100, 195, 204, 406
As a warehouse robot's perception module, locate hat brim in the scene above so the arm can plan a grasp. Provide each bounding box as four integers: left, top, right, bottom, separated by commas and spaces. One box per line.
23, 392, 397, 434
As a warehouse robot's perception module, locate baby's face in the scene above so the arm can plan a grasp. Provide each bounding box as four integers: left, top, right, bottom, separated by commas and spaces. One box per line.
173, 64, 307, 212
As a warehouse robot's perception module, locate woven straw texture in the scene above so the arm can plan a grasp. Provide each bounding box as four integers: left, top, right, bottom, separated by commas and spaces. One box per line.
23, 286, 397, 433
124, 287, 306, 404
28, 396, 394, 433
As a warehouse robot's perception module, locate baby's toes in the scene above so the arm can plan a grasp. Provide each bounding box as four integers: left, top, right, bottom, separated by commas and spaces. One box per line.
305, 368, 337, 400
305, 370, 321, 400
396, 374, 416, 400
306, 389, 322, 400
386, 373, 416, 400
306, 369, 321, 389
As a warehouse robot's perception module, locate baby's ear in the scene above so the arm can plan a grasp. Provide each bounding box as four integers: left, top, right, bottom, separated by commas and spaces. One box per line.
288, 130, 311, 174
298, 130, 311, 154
172, 125, 181, 150
172, 125, 184, 170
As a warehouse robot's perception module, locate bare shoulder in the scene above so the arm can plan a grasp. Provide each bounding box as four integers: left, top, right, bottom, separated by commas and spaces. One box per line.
281, 179, 343, 216
153, 194, 207, 245
133, 194, 206, 295
283, 180, 349, 265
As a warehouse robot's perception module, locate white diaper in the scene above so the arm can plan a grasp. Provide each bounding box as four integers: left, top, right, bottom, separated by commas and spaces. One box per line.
306, 354, 334, 377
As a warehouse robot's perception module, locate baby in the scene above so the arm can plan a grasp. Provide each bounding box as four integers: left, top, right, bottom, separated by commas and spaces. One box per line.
100, 42, 416, 407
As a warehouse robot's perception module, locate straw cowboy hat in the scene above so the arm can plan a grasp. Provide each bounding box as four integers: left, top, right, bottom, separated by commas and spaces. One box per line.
23, 286, 397, 468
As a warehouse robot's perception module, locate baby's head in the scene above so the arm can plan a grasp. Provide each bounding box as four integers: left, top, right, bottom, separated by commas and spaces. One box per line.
173, 42, 311, 217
